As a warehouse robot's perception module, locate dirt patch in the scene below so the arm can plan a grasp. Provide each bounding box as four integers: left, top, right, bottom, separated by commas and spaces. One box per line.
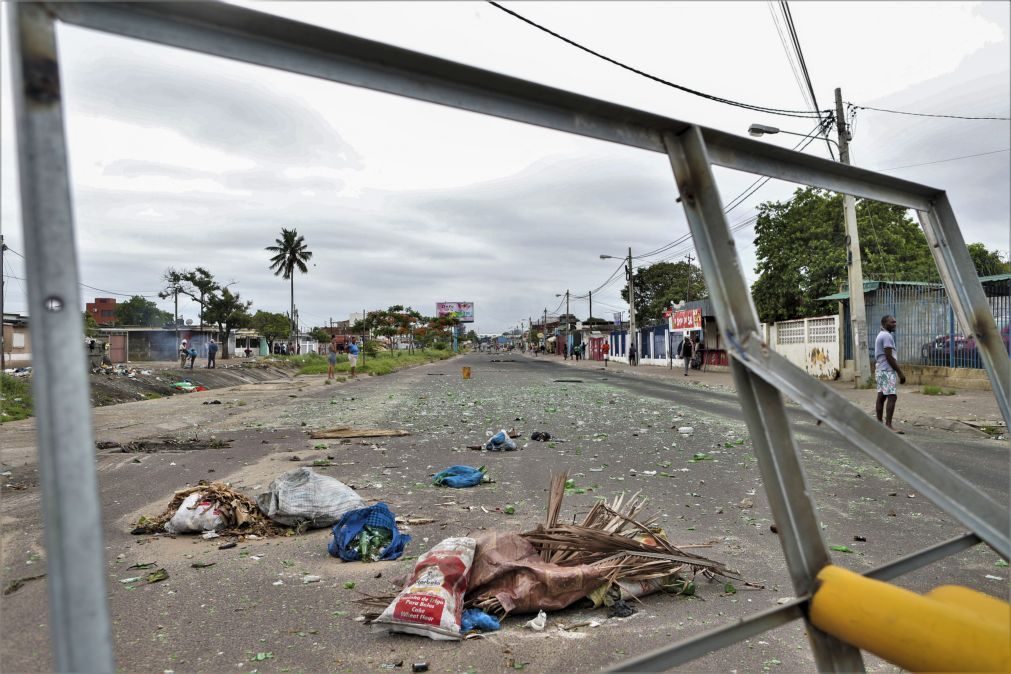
101, 436, 233, 453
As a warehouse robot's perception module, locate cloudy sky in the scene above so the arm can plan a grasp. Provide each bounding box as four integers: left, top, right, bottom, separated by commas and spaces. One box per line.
2, 1, 1008, 335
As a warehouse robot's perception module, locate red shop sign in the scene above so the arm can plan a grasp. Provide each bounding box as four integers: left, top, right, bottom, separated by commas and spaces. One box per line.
670, 309, 702, 330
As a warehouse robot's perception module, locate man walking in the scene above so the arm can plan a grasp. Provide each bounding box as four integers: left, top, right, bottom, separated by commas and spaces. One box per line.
874, 314, 906, 433
347, 336, 360, 378
179, 339, 189, 368
207, 338, 218, 369
677, 333, 693, 376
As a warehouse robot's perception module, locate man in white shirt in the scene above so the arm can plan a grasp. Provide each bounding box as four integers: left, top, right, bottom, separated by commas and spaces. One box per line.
874, 315, 906, 433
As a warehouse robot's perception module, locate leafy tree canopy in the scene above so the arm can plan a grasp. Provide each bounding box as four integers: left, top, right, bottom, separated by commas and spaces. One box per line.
116, 295, 173, 327
967, 243, 1010, 277
310, 327, 331, 343
620, 261, 707, 325
204, 289, 252, 358
751, 187, 940, 322
251, 310, 290, 346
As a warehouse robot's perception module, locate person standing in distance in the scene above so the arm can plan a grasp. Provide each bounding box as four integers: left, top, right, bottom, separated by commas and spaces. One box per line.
207, 338, 218, 369
874, 314, 906, 433
347, 336, 360, 378
678, 333, 693, 376
327, 336, 339, 380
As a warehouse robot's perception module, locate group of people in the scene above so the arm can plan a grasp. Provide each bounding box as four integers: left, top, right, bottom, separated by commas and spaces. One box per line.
178, 338, 218, 369
327, 336, 360, 380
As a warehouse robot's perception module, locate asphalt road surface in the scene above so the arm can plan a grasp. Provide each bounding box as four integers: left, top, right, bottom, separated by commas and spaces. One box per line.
1, 353, 1007, 673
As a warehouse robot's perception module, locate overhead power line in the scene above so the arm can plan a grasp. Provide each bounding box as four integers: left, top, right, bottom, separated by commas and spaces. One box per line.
778, 1, 836, 160
875, 147, 1010, 171
488, 2, 830, 119
850, 104, 1010, 122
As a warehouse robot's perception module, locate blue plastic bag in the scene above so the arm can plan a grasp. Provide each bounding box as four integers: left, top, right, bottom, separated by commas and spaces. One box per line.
461, 608, 500, 633
484, 429, 517, 451
328, 502, 410, 562
433, 465, 487, 488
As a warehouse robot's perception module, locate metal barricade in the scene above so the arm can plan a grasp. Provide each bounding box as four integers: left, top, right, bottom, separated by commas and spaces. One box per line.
7, 3, 1008, 671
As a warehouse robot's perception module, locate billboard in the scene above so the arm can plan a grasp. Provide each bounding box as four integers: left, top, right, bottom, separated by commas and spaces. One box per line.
436, 302, 475, 323
670, 308, 703, 331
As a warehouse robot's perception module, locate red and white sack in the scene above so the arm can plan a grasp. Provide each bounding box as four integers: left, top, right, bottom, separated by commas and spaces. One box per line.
372, 537, 476, 640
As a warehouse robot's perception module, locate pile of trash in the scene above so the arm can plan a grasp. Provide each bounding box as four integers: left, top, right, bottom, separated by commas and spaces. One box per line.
133, 467, 366, 537
171, 380, 209, 393
360, 471, 742, 640
2, 367, 32, 378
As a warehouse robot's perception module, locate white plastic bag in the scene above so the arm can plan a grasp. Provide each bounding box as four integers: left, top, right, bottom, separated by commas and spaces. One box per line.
164, 492, 225, 534
256, 467, 364, 528
373, 537, 476, 640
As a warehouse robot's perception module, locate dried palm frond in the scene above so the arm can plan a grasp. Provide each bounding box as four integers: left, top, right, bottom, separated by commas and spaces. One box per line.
132, 481, 287, 537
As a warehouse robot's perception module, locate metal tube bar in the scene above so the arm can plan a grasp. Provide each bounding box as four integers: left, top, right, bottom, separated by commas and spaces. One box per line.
6, 3, 115, 671
47, 2, 945, 216
608, 533, 981, 672
866, 533, 980, 581
701, 128, 937, 211
663, 126, 865, 672
729, 330, 1009, 559
608, 599, 808, 672
917, 202, 1010, 426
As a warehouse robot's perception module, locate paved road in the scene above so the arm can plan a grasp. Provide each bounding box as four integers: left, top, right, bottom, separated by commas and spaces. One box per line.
1, 353, 1006, 673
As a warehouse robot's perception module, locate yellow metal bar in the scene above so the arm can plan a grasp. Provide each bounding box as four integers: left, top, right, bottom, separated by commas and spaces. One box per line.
810, 565, 1010, 673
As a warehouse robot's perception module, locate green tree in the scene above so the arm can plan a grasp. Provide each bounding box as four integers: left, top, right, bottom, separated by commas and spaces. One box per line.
160, 267, 221, 329
203, 289, 252, 358
751, 187, 938, 322
621, 261, 707, 325
266, 229, 313, 342
251, 310, 291, 351
116, 295, 173, 326
83, 311, 99, 337
967, 243, 1010, 277
310, 327, 331, 344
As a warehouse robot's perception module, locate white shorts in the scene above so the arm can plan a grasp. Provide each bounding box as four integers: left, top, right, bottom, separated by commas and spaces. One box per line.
348, 355, 358, 366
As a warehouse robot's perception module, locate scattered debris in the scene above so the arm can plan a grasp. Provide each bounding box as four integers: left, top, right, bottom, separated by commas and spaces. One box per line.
302, 575, 322, 584
146, 568, 170, 583
202, 400, 222, 405
411, 664, 429, 673
257, 467, 364, 529
329, 502, 410, 562
607, 600, 637, 618
853, 535, 867, 542
191, 561, 216, 569
524, 610, 547, 631
310, 427, 410, 439
118, 436, 230, 453
461, 608, 500, 633
126, 562, 157, 570
132, 481, 283, 537
433, 465, 490, 488
373, 537, 476, 640
530, 431, 552, 442
484, 429, 518, 451
218, 542, 237, 550
2, 574, 45, 596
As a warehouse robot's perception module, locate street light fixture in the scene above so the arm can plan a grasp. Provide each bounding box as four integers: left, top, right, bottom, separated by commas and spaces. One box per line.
599, 249, 637, 361
748, 123, 840, 149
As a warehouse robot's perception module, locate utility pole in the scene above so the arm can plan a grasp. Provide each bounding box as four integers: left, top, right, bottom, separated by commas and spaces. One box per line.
627, 247, 637, 357
685, 253, 694, 303
835, 87, 871, 385
543, 308, 548, 352
588, 291, 593, 327
173, 285, 179, 356
564, 289, 570, 356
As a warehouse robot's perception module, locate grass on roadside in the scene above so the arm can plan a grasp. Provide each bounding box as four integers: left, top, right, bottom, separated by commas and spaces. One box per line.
0, 374, 33, 423
922, 385, 956, 396
289, 349, 456, 377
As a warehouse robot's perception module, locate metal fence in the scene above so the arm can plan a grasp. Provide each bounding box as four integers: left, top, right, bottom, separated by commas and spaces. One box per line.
7, 3, 1008, 673
843, 277, 1011, 370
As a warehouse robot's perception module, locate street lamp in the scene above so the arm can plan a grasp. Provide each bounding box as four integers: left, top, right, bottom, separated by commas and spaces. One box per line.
747, 123, 840, 149
599, 248, 637, 361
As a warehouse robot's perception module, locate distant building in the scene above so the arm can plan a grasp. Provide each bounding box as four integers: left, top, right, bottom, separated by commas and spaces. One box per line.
2, 312, 31, 366
86, 297, 118, 325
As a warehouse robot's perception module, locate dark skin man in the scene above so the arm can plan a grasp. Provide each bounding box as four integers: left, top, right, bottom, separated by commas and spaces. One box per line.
875, 315, 906, 432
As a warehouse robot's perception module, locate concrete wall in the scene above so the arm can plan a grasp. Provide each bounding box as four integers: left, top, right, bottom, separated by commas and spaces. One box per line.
2, 323, 31, 366
770, 315, 842, 380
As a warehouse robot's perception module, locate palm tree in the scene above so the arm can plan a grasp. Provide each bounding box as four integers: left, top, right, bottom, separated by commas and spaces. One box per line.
266, 228, 313, 345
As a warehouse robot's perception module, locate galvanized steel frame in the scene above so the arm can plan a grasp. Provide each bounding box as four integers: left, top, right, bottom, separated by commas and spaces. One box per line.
8, 2, 1009, 671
